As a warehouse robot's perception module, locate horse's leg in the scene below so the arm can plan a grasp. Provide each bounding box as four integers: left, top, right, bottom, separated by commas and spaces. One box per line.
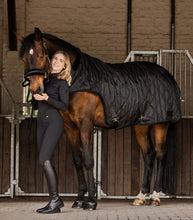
63, 120, 87, 209
133, 125, 156, 206
71, 146, 87, 208
151, 123, 169, 206
79, 120, 97, 210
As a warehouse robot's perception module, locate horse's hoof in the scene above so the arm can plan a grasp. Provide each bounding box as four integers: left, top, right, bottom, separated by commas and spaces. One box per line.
152, 199, 160, 206
83, 199, 97, 210
72, 199, 84, 209
132, 198, 146, 206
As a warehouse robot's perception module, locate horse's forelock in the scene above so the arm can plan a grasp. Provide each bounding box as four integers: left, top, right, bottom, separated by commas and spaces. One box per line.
19, 34, 36, 59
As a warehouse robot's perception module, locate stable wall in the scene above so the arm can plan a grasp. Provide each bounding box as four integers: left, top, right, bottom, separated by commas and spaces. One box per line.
0, 0, 193, 111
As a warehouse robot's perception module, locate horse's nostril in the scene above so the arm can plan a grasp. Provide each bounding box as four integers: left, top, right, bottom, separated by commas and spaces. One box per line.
33, 87, 42, 95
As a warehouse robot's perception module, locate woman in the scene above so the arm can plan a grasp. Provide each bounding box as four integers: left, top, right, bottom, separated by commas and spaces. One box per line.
33, 51, 71, 214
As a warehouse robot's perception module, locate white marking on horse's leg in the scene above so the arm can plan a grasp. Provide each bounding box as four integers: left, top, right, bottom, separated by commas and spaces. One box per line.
151, 190, 161, 206
151, 190, 160, 201
136, 191, 147, 200
133, 191, 148, 206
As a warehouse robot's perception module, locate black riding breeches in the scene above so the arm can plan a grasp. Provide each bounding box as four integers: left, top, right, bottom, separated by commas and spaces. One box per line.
37, 108, 64, 165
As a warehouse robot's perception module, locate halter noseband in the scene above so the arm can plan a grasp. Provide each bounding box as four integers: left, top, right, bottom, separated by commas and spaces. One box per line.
22, 69, 46, 87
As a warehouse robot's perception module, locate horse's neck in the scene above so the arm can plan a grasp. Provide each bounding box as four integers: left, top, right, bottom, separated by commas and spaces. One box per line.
42, 38, 59, 56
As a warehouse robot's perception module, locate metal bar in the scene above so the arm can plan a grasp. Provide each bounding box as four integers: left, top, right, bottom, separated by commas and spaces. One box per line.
184, 54, 187, 115
190, 63, 192, 115
185, 50, 193, 64
16, 193, 78, 197
93, 128, 97, 182
164, 52, 167, 69
97, 129, 102, 200
174, 52, 177, 79
14, 105, 20, 196
161, 49, 186, 53
9, 104, 15, 198
100, 195, 176, 199
124, 51, 134, 62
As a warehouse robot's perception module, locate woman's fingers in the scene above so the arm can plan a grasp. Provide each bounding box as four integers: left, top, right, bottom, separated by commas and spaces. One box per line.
33, 93, 48, 101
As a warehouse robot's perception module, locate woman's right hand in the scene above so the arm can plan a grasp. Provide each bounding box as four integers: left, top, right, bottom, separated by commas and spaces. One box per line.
33, 93, 49, 101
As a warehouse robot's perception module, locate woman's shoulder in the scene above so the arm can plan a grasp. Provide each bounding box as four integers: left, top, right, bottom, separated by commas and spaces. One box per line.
58, 78, 69, 87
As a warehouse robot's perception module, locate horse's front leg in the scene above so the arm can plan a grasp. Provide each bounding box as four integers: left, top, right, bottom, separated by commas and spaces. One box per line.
71, 146, 87, 208
64, 122, 87, 209
151, 123, 169, 206
80, 121, 97, 210
133, 125, 156, 206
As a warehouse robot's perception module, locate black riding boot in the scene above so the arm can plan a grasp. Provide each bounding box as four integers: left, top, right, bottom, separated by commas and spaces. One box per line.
36, 160, 64, 214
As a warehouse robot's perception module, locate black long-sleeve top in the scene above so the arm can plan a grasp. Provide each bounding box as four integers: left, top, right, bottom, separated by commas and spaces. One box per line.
32, 73, 69, 112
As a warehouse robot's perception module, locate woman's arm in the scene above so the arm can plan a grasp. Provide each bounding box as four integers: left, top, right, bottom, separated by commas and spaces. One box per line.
33, 81, 69, 111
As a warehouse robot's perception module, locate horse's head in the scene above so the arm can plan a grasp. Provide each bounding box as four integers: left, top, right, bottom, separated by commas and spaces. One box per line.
17, 27, 48, 94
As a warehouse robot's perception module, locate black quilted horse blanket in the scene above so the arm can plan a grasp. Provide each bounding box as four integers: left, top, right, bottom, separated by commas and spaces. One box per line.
70, 52, 181, 128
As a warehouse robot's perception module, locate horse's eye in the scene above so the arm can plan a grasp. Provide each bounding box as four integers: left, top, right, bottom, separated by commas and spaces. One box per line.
40, 54, 44, 59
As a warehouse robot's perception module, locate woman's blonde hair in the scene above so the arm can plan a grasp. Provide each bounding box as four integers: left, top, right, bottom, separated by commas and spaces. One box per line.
50, 51, 72, 86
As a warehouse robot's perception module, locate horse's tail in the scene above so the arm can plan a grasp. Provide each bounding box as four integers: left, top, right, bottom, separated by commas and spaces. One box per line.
162, 122, 178, 195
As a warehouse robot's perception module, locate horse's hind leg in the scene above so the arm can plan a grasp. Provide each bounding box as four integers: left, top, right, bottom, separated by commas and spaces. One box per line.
133, 125, 156, 206
151, 123, 169, 206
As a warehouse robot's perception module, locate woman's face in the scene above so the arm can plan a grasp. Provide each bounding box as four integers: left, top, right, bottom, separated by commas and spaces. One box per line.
51, 53, 65, 73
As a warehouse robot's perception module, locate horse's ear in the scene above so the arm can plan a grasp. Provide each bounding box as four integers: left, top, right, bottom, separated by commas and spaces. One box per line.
16, 33, 24, 43
34, 27, 42, 41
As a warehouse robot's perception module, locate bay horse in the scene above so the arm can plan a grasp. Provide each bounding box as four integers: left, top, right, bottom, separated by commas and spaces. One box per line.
17, 27, 181, 209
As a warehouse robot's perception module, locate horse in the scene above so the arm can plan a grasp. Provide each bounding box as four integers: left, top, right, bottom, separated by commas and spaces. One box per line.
17, 27, 181, 209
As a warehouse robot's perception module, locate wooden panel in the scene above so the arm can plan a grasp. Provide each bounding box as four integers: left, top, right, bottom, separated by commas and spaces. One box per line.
101, 119, 193, 197
101, 129, 108, 194
0, 118, 3, 193
16, 118, 193, 197
19, 118, 78, 194
115, 129, 123, 195
190, 119, 193, 195
123, 127, 131, 195
175, 119, 193, 196
19, 119, 39, 193
162, 123, 178, 195
175, 120, 182, 195
107, 129, 116, 195
131, 127, 140, 196
0, 118, 11, 194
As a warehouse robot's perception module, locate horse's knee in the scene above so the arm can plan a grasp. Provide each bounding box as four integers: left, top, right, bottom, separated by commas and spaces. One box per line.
156, 150, 165, 161
143, 147, 156, 167
83, 147, 94, 170
73, 156, 83, 170
84, 156, 94, 170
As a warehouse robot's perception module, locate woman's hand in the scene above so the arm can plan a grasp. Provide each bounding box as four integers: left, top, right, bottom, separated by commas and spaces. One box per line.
33, 93, 49, 101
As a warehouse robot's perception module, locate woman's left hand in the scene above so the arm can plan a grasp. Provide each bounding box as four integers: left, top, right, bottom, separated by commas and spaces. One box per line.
33, 93, 49, 101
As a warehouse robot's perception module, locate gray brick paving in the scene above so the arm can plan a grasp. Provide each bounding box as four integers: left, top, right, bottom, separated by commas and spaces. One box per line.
0, 199, 193, 220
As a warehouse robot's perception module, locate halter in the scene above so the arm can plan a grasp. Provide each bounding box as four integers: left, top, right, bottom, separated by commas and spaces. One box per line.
22, 40, 51, 107
22, 40, 50, 88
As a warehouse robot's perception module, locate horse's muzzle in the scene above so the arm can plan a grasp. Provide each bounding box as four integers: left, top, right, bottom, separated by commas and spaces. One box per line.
31, 86, 44, 95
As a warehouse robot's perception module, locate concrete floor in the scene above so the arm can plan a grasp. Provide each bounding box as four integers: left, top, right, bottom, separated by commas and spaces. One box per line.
0, 198, 193, 220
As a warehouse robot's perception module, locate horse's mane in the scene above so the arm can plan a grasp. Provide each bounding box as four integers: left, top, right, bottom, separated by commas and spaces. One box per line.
41, 33, 78, 52
19, 32, 80, 70
19, 32, 79, 58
